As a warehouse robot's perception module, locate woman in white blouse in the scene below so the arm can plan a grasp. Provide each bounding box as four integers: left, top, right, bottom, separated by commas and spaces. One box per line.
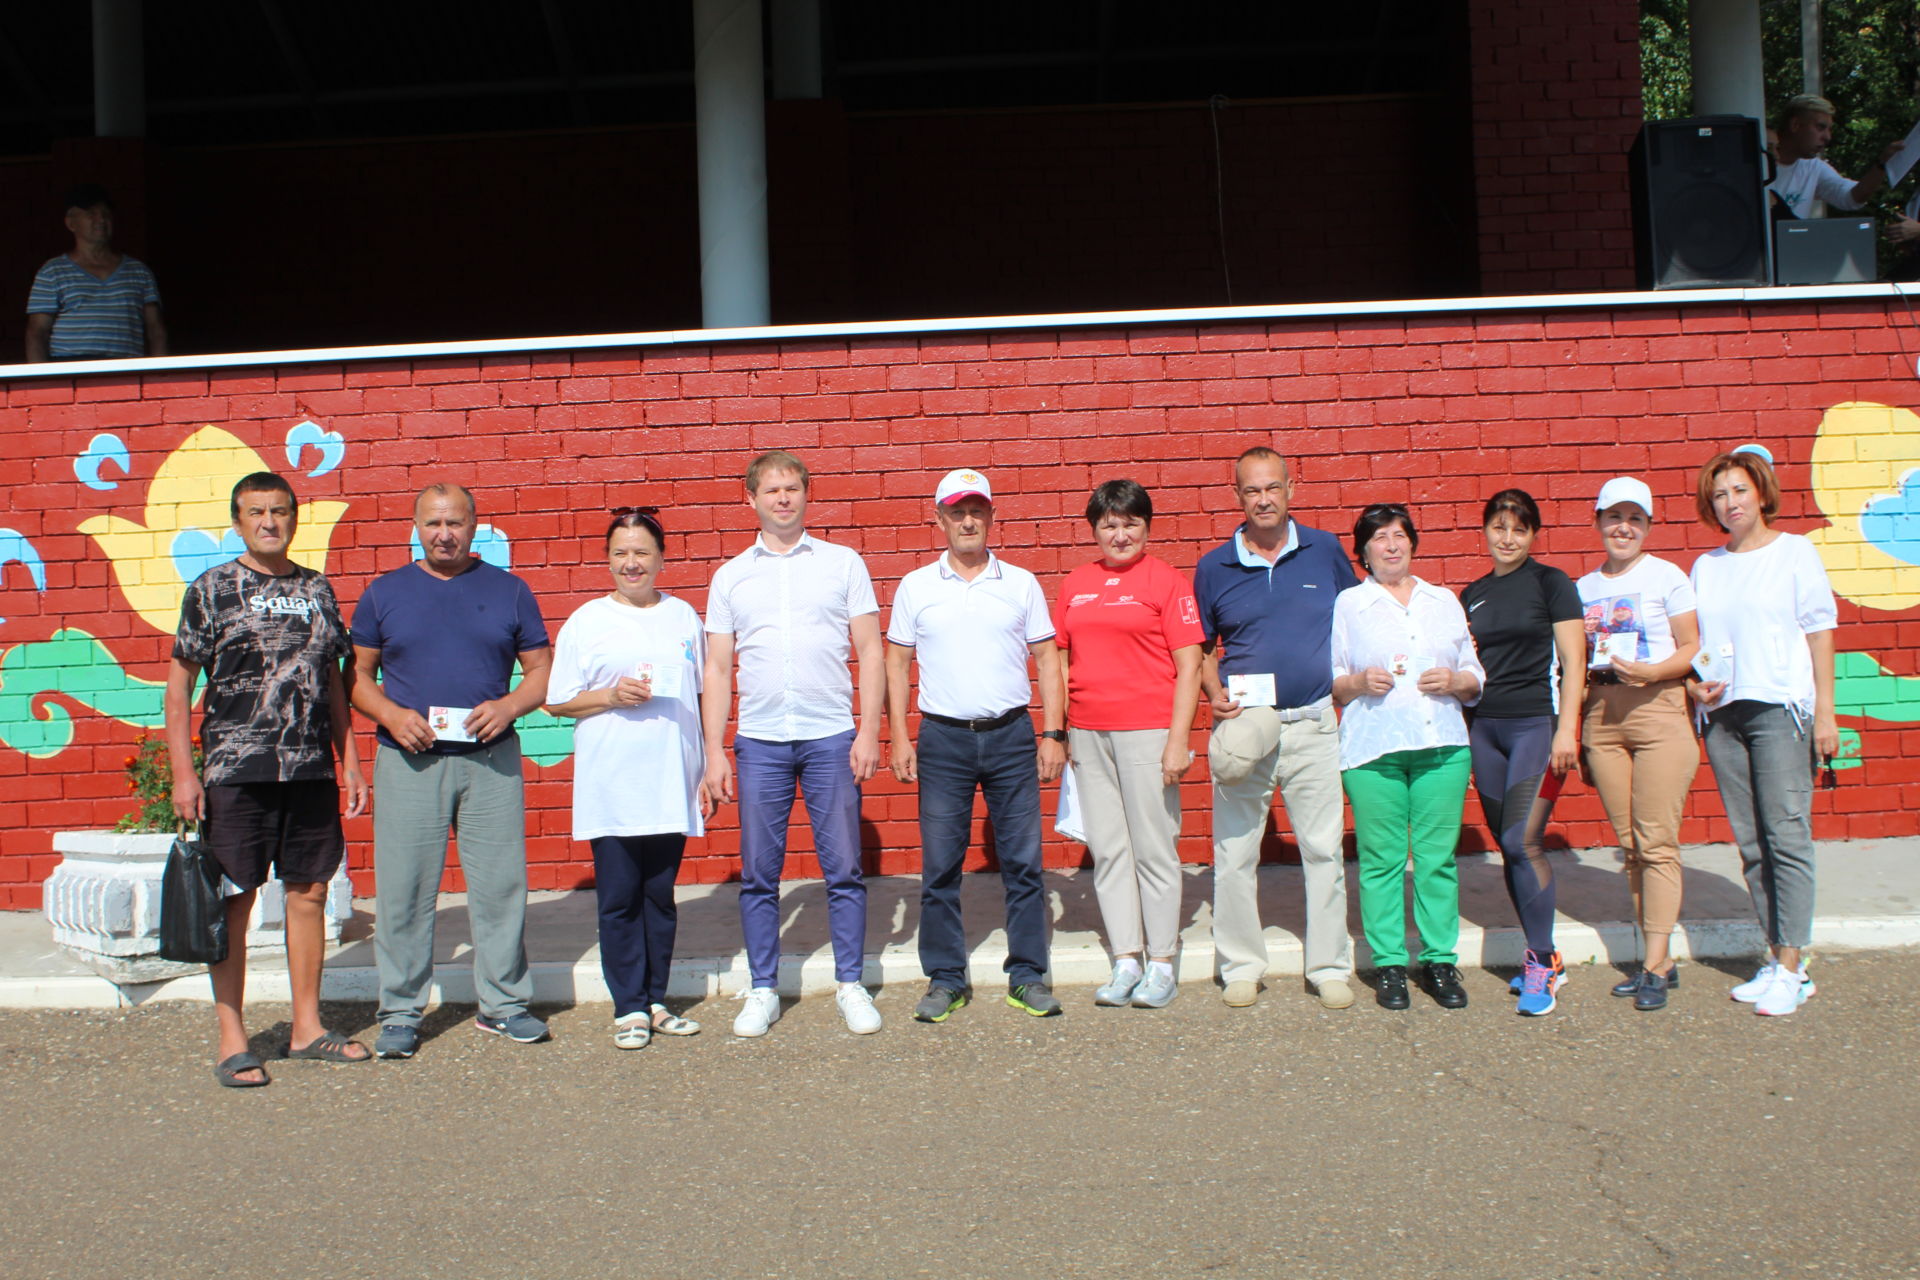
1331, 503, 1485, 1011
547, 508, 715, 1049
1688, 451, 1838, 1018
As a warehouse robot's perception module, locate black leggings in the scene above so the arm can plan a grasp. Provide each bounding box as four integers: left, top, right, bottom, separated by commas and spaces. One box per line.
1469, 715, 1562, 956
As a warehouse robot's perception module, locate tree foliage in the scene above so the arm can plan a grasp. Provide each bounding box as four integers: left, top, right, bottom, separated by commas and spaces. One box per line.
1642, 0, 1920, 201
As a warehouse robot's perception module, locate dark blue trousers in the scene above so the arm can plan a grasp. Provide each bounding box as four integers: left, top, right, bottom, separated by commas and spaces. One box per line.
590, 833, 686, 1017
916, 716, 1049, 989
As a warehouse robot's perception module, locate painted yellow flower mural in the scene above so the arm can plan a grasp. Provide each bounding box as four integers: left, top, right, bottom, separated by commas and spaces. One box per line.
77, 425, 348, 635
1805, 401, 1920, 614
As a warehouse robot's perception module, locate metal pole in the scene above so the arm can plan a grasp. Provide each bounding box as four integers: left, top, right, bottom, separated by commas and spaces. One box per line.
694, 0, 771, 328
1801, 0, 1822, 98
91, 0, 145, 138
1688, 0, 1766, 126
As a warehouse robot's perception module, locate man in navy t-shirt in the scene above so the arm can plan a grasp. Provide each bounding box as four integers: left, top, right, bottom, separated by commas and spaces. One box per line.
351, 482, 552, 1058
1194, 448, 1358, 1011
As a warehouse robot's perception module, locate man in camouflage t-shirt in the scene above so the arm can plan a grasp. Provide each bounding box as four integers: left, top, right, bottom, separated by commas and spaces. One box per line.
166, 471, 369, 1087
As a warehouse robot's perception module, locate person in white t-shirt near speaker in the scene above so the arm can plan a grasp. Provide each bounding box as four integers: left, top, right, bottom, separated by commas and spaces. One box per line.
1767, 94, 1901, 219
1687, 449, 1839, 1018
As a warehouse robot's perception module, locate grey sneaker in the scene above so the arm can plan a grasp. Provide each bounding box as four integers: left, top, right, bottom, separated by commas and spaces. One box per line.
1130, 966, 1178, 1008
1006, 981, 1063, 1017
913, 983, 970, 1023
474, 1012, 551, 1043
374, 1023, 420, 1059
1094, 963, 1142, 1007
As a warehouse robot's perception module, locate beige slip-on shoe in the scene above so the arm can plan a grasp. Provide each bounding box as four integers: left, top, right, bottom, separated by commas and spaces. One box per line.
1315, 978, 1356, 1010
1221, 980, 1260, 1007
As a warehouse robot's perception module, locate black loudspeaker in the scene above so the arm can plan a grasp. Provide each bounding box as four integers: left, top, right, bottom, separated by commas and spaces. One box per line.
1630, 115, 1771, 289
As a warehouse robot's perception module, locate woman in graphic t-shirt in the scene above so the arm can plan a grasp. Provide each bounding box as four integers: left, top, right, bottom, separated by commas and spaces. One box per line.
1055, 480, 1204, 1010
1330, 503, 1485, 1012
1576, 476, 1701, 1012
1688, 451, 1838, 1018
547, 507, 714, 1049
1459, 490, 1586, 1017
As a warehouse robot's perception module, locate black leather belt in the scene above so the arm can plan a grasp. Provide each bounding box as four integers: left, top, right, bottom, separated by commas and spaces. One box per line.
1588, 668, 1623, 686
923, 707, 1027, 732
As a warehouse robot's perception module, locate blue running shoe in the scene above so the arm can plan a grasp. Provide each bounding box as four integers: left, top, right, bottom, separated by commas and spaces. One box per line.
1514, 949, 1565, 1017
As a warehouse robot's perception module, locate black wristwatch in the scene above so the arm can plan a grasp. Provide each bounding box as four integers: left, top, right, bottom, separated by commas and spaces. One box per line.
1040, 729, 1068, 742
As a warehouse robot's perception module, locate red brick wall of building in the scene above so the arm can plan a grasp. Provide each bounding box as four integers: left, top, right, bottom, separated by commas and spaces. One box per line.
2, 294, 1917, 908
1469, 0, 1643, 294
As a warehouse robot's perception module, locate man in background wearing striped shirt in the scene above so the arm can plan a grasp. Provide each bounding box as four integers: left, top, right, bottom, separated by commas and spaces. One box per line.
24, 184, 167, 362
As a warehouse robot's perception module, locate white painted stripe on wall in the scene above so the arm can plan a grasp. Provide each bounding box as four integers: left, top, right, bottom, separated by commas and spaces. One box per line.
3, 281, 1918, 382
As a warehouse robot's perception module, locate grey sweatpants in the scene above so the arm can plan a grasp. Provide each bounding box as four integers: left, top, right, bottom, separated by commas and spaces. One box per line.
373, 739, 532, 1025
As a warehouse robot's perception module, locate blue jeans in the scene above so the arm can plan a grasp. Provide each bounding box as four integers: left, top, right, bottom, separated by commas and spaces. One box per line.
915, 716, 1048, 989
735, 730, 868, 986
1702, 700, 1818, 949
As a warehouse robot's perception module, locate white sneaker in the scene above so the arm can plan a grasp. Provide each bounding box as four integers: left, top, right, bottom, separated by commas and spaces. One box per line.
1730, 962, 1779, 1002
837, 982, 883, 1034
1754, 966, 1814, 1017
732, 986, 782, 1037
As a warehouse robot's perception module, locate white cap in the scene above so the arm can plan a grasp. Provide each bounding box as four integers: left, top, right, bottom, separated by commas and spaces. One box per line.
1733, 443, 1775, 465
934, 467, 992, 506
1595, 476, 1654, 515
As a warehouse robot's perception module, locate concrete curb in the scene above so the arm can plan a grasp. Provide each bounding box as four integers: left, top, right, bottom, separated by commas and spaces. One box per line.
11, 911, 1918, 1011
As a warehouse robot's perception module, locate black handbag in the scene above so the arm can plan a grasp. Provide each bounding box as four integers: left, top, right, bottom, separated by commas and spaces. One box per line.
158, 822, 229, 965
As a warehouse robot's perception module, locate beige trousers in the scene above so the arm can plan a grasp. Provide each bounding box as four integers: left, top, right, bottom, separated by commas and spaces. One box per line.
1582, 681, 1700, 937
1070, 727, 1183, 960
1210, 708, 1352, 987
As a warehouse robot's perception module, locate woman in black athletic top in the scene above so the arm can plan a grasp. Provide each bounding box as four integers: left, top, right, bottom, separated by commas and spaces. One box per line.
1458, 490, 1586, 1017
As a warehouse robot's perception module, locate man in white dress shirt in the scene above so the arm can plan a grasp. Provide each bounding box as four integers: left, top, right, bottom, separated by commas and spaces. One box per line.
704, 450, 886, 1037
886, 469, 1067, 1023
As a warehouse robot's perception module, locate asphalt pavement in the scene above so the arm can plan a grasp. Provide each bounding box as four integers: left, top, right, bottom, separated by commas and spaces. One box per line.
3, 949, 1917, 1280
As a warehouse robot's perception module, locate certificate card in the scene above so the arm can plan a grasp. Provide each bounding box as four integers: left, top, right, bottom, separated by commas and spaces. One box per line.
428, 706, 477, 743
1591, 631, 1618, 666
1227, 672, 1278, 708
636, 660, 685, 701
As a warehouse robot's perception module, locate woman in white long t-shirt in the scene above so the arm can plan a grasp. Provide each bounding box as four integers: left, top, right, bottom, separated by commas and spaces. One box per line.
547, 508, 715, 1049
1687, 451, 1838, 1018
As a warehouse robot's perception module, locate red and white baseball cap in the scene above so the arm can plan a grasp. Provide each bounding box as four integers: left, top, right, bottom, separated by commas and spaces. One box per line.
935, 468, 993, 506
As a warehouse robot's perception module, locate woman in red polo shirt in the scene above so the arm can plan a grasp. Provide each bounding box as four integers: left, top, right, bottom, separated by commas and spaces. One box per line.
1057, 479, 1205, 1009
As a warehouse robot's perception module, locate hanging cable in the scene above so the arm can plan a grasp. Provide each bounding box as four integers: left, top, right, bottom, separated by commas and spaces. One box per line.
1209, 93, 1234, 305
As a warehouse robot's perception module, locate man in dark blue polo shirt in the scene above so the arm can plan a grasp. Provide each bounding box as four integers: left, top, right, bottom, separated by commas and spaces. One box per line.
1195, 447, 1358, 1010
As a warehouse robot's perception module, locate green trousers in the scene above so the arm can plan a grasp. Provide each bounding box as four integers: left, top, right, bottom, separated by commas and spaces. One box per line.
1342, 745, 1471, 968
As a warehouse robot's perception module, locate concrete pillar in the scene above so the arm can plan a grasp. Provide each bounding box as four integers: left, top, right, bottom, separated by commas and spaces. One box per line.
1689, 0, 1766, 126
771, 0, 824, 100
91, 0, 145, 139
694, 0, 771, 328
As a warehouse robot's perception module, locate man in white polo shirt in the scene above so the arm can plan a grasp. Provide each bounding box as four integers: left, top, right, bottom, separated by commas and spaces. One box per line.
703, 449, 886, 1037
886, 468, 1066, 1022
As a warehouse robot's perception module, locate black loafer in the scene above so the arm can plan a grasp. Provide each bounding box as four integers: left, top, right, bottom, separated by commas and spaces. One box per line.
1375, 965, 1410, 1010
1420, 962, 1469, 1009
1634, 969, 1673, 1011
1612, 966, 1680, 998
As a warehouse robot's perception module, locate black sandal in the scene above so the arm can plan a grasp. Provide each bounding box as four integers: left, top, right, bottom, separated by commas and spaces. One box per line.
214, 1052, 271, 1088
284, 1029, 371, 1063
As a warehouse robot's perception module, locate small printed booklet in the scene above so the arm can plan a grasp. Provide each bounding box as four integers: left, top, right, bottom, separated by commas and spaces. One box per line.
1226, 672, 1277, 708
1691, 644, 1733, 684
636, 660, 685, 701
1390, 654, 1436, 684
1591, 631, 1620, 667
428, 706, 477, 743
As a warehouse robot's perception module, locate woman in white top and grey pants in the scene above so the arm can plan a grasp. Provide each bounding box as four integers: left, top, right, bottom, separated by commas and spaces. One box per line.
1688, 450, 1839, 1018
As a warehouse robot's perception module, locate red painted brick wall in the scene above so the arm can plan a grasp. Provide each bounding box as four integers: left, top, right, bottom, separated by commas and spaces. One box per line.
4, 295, 1915, 910
1469, 0, 1643, 294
